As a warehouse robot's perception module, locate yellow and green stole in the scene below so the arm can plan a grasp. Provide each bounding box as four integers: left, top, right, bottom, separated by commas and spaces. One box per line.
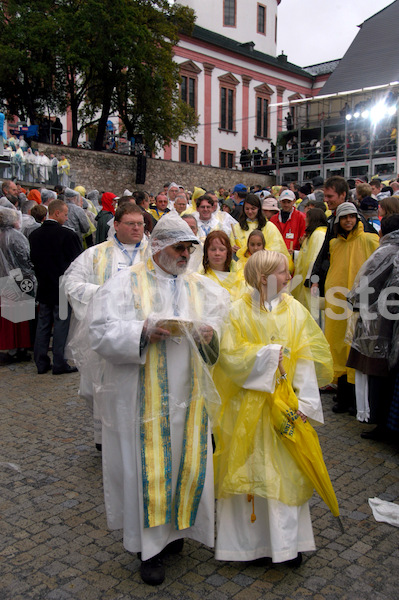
92, 240, 115, 284
131, 262, 209, 530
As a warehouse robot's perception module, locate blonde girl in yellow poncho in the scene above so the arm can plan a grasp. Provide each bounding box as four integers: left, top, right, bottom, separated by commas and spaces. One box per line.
213, 250, 335, 565
200, 230, 245, 301
324, 203, 379, 414
292, 208, 328, 314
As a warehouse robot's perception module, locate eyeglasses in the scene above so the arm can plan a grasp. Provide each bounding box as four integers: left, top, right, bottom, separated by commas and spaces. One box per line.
171, 243, 196, 255
119, 221, 144, 228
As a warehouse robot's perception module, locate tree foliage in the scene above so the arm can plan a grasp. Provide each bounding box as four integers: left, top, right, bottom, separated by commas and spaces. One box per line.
0, 0, 198, 150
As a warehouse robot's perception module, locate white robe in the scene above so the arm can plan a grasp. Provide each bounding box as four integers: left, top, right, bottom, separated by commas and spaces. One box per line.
86, 263, 229, 560
64, 235, 147, 443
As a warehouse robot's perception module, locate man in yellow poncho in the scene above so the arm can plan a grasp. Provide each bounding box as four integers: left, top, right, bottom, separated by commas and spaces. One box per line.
324, 202, 379, 414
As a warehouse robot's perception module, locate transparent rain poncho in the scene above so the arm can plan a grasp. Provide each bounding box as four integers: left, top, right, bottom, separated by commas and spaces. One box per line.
69, 211, 230, 431
0, 207, 37, 310
346, 229, 399, 369
69, 211, 230, 531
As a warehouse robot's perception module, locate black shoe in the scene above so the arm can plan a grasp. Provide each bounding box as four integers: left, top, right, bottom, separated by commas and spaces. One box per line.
332, 403, 348, 414
0, 352, 17, 365
16, 349, 31, 362
95, 443, 102, 452
348, 406, 357, 417
281, 552, 302, 568
360, 427, 385, 440
52, 365, 78, 375
162, 539, 184, 555
37, 364, 52, 374
140, 554, 165, 586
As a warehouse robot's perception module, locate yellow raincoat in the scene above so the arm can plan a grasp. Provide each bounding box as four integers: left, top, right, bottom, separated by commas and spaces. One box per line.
200, 263, 246, 301
292, 226, 327, 311
213, 292, 337, 514
230, 220, 293, 270
324, 222, 379, 383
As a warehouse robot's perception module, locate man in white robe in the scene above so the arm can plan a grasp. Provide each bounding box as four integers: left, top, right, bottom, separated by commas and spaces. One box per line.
64, 204, 147, 447
83, 212, 228, 585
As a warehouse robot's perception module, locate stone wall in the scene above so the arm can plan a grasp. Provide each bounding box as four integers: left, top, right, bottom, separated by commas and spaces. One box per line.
36, 143, 275, 195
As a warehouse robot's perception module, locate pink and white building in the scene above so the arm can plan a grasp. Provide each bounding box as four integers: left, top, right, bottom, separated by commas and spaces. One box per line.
160, 0, 328, 168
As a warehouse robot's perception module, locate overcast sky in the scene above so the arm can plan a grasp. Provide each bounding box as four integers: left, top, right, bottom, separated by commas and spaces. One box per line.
277, 0, 395, 67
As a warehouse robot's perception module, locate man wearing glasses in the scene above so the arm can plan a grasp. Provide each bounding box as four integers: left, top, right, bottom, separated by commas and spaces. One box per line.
63, 203, 147, 447
82, 212, 228, 585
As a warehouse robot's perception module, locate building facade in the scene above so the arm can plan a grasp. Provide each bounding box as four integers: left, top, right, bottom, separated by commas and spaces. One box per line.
159, 0, 327, 168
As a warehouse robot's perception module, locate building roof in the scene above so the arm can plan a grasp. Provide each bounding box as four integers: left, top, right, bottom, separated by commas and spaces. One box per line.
188, 25, 313, 80
320, 0, 399, 95
304, 60, 340, 76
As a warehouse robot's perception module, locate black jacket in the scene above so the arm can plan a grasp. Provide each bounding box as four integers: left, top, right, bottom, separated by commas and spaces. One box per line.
29, 220, 82, 304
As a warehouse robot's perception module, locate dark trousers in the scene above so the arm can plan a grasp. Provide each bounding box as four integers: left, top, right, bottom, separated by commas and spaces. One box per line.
34, 303, 71, 371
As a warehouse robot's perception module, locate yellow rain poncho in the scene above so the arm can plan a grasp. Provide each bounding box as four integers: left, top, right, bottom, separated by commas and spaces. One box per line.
324, 222, 379, 383
200, 263, 246, 301
213, 292, 337, 516
230, 220, 293, 271
292, 226, 327, 311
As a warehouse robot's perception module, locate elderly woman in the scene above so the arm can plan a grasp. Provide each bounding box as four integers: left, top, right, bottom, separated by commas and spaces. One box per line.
0, 207, 36, 363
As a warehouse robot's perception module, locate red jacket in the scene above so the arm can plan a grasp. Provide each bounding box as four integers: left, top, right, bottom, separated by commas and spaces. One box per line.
270, 208, 305, 251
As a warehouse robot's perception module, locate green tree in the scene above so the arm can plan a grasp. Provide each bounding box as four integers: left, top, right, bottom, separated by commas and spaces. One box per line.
0, 0, 66, 124
0, 0, 198, 151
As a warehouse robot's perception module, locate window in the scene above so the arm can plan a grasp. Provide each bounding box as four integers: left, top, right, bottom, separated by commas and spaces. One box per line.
181, 76, 196, 110
180, 142, 196, 163
221, 88, 235, 130
224, 0, 236, 27
257, 4, 266, 35
256, 97, 269, 138
179, 60, 201, 113
254, 83, 273, 140
219, 73, 239, 132
220, 149, 235, 169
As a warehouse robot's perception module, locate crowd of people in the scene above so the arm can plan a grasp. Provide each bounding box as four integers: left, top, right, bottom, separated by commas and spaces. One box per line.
0, 172, 398, 585
1, 134, 71, 186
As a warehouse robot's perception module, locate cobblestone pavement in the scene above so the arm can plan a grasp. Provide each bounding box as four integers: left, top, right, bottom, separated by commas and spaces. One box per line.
1, 358, 398, 600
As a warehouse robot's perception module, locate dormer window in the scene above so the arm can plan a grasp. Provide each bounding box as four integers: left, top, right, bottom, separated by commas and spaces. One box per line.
224, 0, 236, 27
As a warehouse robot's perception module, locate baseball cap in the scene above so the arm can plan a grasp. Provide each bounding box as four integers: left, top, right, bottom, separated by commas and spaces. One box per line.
279, 190, 296, 202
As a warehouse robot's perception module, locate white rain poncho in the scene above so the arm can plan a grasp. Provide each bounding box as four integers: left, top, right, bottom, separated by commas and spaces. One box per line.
69, 212, 229, 559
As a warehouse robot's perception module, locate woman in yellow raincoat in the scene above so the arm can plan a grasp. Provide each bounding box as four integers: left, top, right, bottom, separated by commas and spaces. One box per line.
292, 208, 328, 313
324, 202, 379, 414
230, 194, 292, 268
200, 231, 245, 300
213, 250, 335, 566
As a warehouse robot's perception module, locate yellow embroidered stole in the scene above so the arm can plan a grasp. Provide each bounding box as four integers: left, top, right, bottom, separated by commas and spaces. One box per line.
92, 241, 115, 284
131, 262, 208, 530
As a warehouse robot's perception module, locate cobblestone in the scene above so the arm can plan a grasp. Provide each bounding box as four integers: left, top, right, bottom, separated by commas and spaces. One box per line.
1, 360, 398, 599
